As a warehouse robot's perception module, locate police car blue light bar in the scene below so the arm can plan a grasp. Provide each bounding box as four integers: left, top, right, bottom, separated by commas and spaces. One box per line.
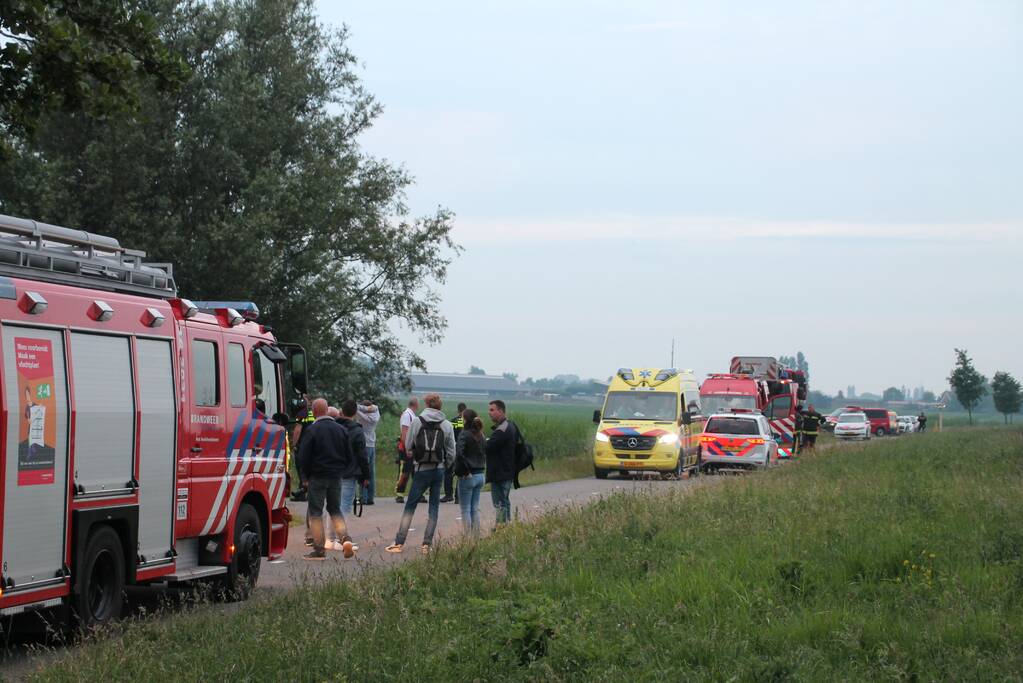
192, 301, 260, 321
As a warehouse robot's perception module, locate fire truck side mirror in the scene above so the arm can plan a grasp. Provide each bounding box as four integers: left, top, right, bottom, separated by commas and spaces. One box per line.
287, 347, 308, 396
272, 412, 290, 427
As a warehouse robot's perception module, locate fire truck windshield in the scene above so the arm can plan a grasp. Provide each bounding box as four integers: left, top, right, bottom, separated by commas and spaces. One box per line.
701, 394, 757, 415
603, 392, 677, 421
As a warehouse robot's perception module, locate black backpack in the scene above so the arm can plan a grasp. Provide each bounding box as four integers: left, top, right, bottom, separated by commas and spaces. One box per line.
412, 417, 444, 465
511, 421, 535, 489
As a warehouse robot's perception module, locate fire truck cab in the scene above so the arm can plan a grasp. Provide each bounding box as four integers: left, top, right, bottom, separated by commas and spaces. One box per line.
726, 356, 807, 458
0, 215, 305, 628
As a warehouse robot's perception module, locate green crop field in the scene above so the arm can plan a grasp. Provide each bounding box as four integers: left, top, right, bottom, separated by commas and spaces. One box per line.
32, 427, 1023, 681
299, 400, 599, 498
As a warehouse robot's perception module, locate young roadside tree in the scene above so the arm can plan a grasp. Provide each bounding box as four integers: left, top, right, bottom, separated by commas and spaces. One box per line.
991, 372, 1022, 424
948, 349, 987, 425
0, 0, 458, 401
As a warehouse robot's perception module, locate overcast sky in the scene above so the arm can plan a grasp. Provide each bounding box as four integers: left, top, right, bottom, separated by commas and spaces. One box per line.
318, 1, 1022, 395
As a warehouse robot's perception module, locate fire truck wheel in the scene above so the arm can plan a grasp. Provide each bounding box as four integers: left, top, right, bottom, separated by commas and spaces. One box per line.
219, 503, 262, 601
73, 525, 125, 629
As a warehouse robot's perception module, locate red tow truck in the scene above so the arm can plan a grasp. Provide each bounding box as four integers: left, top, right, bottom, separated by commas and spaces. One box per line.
0, 214, 306, 628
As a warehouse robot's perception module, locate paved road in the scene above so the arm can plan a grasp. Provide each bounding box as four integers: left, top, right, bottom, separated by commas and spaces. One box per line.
260, 472, 706, 587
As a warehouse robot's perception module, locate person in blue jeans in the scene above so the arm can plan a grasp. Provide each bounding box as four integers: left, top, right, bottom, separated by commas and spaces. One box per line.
355, 400, 380, 504
486, 400, 519, 526
297, 399, 365, 560
386, 393, 455, 554
454, 409, 487, 535
336, 399, 370, 536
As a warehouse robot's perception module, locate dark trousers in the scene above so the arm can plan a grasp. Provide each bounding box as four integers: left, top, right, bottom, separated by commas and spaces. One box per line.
395, 456, 414, 494
443, 466, 455, 499
802, 432, 818, 449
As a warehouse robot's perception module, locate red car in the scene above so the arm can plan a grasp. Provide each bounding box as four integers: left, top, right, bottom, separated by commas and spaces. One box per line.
861, 408, 899, 437
826, 406, 897, 437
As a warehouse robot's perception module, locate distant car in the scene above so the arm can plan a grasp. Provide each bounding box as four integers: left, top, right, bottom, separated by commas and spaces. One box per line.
698, 412, 778, 471
897, 415, 918, 434
834, 412, 871, 440
824, 406, 860, 432
861, 408, 898, 437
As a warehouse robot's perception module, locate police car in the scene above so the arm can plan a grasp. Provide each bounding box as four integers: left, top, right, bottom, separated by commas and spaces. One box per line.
697, 411, 778, 472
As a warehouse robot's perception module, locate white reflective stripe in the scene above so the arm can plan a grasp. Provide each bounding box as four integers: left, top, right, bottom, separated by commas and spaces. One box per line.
215, 452, 253, 534
200, 457, 239, 536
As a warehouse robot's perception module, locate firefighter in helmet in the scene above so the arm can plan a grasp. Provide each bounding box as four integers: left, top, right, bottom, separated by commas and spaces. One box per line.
800, 404, 824, 451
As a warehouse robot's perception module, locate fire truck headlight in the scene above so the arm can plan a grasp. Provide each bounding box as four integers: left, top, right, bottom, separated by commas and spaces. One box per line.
658, 433, 679, 445
595, 432, 610, 442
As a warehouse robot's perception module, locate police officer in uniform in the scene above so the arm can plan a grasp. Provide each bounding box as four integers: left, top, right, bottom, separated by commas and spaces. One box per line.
441, 402, 467, 503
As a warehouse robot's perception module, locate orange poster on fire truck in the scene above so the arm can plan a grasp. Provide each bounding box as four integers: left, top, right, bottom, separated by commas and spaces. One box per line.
15, 337, 57, 486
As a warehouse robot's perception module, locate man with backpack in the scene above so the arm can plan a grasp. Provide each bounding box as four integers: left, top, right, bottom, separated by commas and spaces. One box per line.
385, 393, 455, 554
486, 399, 520, 526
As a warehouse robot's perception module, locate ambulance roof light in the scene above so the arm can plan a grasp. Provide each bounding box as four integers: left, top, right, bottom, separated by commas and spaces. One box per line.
616, 368, 635, 381
654, 369, 678, 381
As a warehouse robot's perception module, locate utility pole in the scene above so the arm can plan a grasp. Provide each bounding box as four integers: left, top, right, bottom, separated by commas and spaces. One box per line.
670, 338, 675, 368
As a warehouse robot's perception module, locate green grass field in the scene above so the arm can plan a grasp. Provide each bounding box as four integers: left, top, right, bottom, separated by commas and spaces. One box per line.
33, 427, 1023, 681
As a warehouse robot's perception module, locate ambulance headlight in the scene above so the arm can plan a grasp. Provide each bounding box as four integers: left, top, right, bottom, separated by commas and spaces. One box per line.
658, 433, 679, 445
595, 432, 610, 442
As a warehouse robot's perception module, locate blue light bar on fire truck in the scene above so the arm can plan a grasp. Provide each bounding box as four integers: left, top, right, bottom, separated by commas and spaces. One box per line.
192, 301, 260, 321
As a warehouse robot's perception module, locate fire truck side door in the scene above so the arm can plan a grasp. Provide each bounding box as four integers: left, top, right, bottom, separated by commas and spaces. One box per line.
182, 327, 227, 537
1, 326, 70, 593
136, 338, 176, 567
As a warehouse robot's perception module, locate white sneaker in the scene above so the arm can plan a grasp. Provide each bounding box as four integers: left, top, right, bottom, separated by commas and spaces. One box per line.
325, 539, 343, 551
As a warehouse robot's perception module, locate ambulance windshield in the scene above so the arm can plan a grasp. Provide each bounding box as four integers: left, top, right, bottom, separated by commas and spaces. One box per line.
700, 394, 757, 415
603, 392, 677, 421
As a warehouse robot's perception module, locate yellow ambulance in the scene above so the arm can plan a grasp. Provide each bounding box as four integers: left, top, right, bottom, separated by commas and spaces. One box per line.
592, 368, 704, 479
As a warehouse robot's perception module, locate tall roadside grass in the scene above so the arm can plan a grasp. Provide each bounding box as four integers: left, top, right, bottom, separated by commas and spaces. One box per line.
40, 428, 1023, 681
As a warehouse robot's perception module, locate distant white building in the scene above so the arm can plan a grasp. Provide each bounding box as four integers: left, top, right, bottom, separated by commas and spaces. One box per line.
409, 372, 521, 398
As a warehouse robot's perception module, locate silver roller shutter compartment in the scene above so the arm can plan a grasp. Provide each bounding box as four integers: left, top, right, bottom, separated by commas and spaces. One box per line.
70, 333, 135, 495
1, 327, 69, 588
135, 338, 176, 565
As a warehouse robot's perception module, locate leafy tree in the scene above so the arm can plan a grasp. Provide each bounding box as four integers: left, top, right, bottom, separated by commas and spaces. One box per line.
921, 390, 936, 403
468, 366, 487, 376
796, 351, 809, 379
948, 349, 987, 425
991, 371, 1022, 424
502, 372, 518, 382
0, 0, 188, 145
882, 387, 904, 402
0, 0, 456, 401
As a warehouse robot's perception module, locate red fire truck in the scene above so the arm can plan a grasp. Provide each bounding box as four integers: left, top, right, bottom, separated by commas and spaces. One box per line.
697, 356, 808, 458
0, 215, 305, 628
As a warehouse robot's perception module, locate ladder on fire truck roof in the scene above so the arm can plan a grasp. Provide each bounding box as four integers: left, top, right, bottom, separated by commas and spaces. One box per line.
0, 214, 177, 299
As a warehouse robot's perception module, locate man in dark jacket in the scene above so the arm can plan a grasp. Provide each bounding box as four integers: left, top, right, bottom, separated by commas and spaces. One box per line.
336, 399, 370, 525
298, 398, 358, 560
800, 405, 824, 451
486, 400, 518, 525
